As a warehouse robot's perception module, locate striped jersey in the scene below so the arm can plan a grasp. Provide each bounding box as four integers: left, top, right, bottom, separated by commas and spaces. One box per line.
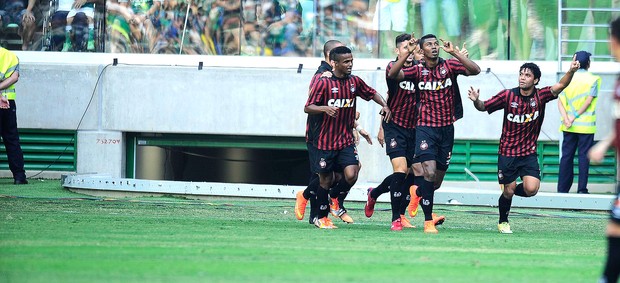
484, 86, 556, 156
305, 61, 333, 143
386, 61, 418, 129
403, 58, 468, 127
305, 75, 377, 150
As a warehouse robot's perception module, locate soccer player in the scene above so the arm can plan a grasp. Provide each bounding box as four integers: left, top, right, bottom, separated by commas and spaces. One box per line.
296, 40, 370, 225
587, 16, 620, 283
364, 33, 424, 230
296, 40, 345, 225
304, 46, 390, 229
391, 34, 481, 233
468, 59, 580, 234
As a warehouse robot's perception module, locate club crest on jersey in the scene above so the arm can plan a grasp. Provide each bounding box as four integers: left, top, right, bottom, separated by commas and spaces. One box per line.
440, 67, 447, 76
421, 69, 430, 76
420, 140, 428, 151
511, 102, 519, 108
328, 98, 355, 108
530, 100, 537, 108
390, 138, 397, 148
331, 87, 339, 94
418, 78, 452, 91
350, 84, 355, 93
319, 158, 327, 169
507, 111, 539, 123
498, 170, 504, 180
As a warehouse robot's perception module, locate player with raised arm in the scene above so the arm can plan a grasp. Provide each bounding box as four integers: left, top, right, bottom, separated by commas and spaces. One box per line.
389, 34, 480, 233
468, 58, 580, 233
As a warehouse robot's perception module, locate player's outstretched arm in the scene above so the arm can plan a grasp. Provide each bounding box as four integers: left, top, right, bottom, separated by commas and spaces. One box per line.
551, 56, 580, 96
387, 33, 418, 80
467, 86, 486, 111
440, 39, 480, 75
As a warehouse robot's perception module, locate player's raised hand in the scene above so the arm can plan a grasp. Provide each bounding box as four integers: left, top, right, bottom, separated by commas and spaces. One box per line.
455, 42, 469, 58
407, 33, 419, 54
439, 39, 455, 54
323, 106, 338, 118
569, 54, 580, 72
467, 86, 480, 102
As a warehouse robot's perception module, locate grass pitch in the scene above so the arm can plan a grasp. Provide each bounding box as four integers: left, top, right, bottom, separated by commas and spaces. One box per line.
0, 178, 610, 282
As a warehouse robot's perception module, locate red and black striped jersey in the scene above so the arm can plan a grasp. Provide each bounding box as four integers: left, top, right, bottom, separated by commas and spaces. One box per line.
484, 86, 556, 156
386, 61, 418, 129
306, 61, 333, 143
403, 58, 468, 127
305, 75, 377, 150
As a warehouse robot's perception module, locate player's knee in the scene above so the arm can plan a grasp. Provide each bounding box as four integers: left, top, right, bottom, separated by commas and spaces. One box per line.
344, 172, 358, 185
607, 222, 620, 237
525, 184, 540, 196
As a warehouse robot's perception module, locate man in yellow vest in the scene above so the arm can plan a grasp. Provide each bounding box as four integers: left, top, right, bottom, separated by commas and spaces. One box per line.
557, 50, 600, 193
0, 47, 27, 184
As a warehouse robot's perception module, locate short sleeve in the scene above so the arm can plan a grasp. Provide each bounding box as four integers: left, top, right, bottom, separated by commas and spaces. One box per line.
354, 77, 377, 101
483, 89, 508, 114
306, 79, 327, 107
446, 58, 467, 76
538, 86, 557, 103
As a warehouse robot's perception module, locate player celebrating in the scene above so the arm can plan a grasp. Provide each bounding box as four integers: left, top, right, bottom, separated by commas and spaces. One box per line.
304, 46, 390, 229
391, 34, 481, 233
468, 59, 580, 234
364, 33, 423, 230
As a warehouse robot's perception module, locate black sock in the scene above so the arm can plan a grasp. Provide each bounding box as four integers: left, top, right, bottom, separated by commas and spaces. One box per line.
602, 236, 620, 283
420, 179, 434, 221
371, 174, 393, 199
389, 172, 406, 221
303, 175, 319, 199
308, 193, 317, 224
498, 194, 512, 223
399, 174, 415, 215
317, 186, 330, 218
413, 176, 424, 197
514, 183, 528, 197
331, 180, 352, 210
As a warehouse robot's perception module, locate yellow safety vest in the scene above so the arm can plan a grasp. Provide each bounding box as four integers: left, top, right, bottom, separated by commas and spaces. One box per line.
0, 47, 19, 100
559, 70, 601, 134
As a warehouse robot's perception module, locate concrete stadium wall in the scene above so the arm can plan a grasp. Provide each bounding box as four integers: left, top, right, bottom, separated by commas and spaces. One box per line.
12, 52, 620, 183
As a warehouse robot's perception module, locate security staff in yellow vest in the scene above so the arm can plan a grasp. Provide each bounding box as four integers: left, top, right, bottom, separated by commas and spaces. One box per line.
0, 47, 27, 185
557, 51, 600, 194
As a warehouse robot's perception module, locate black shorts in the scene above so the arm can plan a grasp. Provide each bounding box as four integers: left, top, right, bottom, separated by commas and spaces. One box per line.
383, 121, 417, 166
497, 154, 541, 185
414, 125, 454, 171
309, 144, 359, 174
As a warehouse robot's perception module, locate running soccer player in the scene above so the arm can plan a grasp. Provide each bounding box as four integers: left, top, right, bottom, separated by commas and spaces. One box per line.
390, 34, 481, 233
304, 46, 390, 229
588, 16, 620, 283
468, 59, 580, 234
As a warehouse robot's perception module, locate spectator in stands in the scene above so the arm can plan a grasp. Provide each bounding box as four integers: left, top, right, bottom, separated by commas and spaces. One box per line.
61, 0, 99, 51
0, 0, 40, 50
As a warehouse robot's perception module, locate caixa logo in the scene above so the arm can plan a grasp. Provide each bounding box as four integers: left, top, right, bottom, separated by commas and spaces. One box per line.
328, 98, 355, 108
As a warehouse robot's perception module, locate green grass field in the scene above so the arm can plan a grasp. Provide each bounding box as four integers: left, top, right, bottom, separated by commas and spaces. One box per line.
0, 178, 611, 282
